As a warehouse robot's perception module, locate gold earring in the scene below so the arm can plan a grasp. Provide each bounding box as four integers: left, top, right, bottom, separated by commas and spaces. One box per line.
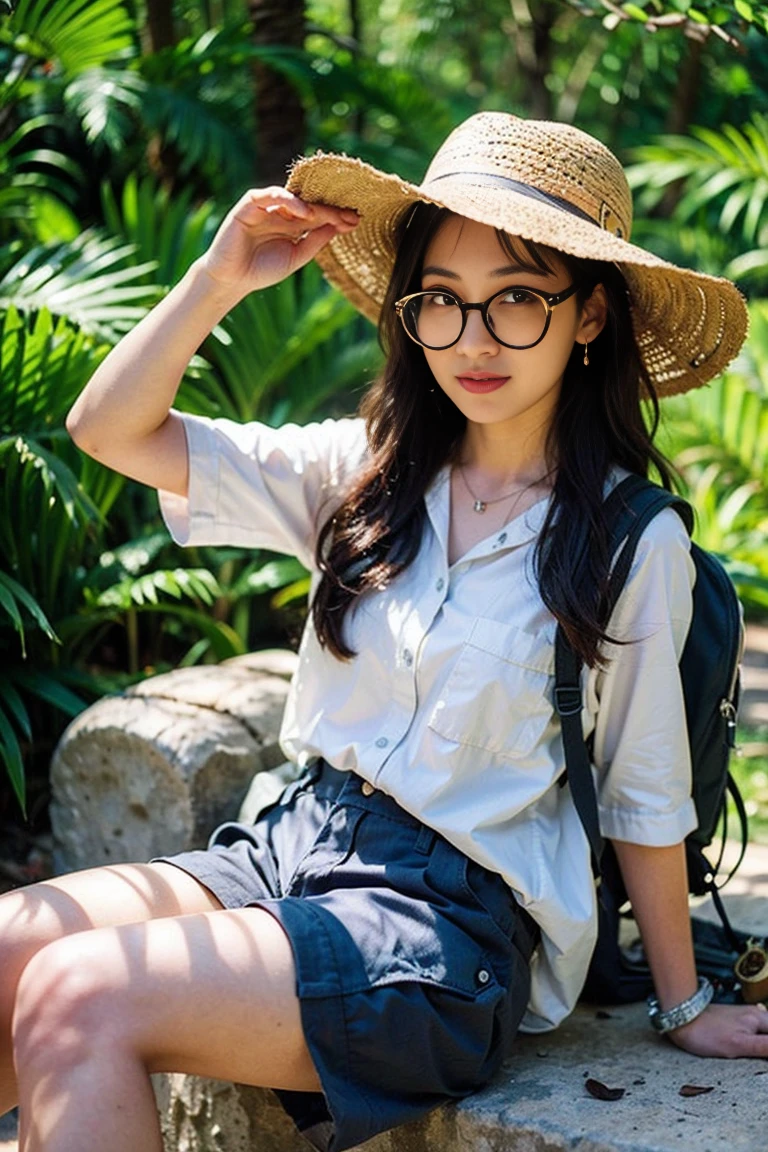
583, 341, 589, 367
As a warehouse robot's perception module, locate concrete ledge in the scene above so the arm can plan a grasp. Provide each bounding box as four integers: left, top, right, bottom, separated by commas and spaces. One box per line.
152, 997, 767, 1152
465, 1000, 766, 1152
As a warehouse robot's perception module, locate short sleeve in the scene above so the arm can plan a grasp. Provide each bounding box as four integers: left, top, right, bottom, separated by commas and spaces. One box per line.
158, 412, 369, 569
586, 506, 699, 846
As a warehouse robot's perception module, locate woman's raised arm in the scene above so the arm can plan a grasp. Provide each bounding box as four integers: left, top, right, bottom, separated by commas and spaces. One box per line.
65, 188, 359, 497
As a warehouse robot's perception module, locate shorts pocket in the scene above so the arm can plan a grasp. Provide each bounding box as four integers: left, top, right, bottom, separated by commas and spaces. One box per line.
428, 617, 556, 759
456, 854, 520, 946
285, 803, 367, 895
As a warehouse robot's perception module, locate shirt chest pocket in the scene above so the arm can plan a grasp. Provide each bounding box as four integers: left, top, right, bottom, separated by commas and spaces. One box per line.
428, 617, 556, 760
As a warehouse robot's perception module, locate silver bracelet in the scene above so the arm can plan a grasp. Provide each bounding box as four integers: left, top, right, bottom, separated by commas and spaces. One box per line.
647, 976, 714, 1033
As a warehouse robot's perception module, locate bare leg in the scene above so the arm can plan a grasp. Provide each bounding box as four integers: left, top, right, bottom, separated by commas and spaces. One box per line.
0, 861, 221, 1116
12, 905, 321, 1152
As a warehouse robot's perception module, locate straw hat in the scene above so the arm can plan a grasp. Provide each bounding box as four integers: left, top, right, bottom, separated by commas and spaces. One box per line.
286, 111, 749, 396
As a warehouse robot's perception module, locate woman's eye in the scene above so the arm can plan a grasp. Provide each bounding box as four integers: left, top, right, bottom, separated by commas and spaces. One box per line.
429, 293, 457, 307
501, 289, 536, 305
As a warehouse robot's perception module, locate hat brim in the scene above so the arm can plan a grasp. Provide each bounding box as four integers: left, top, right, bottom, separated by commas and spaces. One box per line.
286, 151, 749, 396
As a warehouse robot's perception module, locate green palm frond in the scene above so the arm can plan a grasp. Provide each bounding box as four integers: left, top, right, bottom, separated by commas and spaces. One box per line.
0, 689, 26, 812
140, 79, 251, 188
0, 228, 160, 342
100, 173, 219, 289
626, 114, 768, 246
0, 569, 58, 658
91, 568, 221, 610
138, 23, 256, 192
0, 667, 89, 813
3, 0, 136, 75
0, 303, 107, 432
63, 66, 147, 154
660, 372, 768, 489
0, 112, 83, 241
659, 302, 768, 611
180, 262, 380, 425
0, 434, 107, 616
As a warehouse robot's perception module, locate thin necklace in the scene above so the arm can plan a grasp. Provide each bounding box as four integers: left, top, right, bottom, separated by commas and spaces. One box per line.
457, 462, 547, 515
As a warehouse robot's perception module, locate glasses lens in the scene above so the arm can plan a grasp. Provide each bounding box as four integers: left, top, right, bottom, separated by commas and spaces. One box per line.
402, 292, 463, 349
487, 289, 548, 348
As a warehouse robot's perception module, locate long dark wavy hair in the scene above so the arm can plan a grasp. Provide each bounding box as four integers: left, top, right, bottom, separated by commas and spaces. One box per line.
311, 201, 675, 667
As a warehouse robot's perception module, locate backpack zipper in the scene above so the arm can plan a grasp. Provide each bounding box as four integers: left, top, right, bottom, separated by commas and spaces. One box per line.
719, 614, 745, 749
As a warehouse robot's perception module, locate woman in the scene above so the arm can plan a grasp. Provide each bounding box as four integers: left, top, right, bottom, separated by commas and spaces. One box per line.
3, 111, 767, 1152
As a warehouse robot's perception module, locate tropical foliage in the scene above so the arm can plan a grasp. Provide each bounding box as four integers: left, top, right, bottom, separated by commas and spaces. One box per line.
1, 0, 767, 817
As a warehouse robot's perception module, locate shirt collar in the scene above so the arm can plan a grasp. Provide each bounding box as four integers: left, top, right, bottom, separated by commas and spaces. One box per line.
424, 462, 629, 563
424, 463, 554, 564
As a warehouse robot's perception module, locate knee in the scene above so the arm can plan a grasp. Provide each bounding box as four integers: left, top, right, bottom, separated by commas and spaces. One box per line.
12, 938, 120, 1075
0, 892, 46, 1020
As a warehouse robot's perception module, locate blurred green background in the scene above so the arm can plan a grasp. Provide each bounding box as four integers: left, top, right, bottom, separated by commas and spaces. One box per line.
1, 0, 767, 849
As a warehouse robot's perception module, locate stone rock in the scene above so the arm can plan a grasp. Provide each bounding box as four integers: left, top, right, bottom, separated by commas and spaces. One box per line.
50, 651, 297, 873
153, 999, 768, 1151
151, 1073, 454, 1152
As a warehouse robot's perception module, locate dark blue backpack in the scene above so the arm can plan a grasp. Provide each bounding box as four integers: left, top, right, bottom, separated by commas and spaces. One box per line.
554, 474, 749, 1003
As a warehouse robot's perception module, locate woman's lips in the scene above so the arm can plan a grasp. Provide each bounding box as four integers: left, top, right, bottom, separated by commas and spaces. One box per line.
456, 375, 510, 394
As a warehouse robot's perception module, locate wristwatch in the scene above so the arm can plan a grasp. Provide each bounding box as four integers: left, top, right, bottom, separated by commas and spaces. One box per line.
647, 976, 714, 1033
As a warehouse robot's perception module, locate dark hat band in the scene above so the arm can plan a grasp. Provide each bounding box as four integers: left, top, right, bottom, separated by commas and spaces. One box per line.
425, 170, 600, 228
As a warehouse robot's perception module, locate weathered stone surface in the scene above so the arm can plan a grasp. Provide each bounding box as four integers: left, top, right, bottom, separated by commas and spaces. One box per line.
50, 651, 298, 873
151, 1073, 455, 1152
151, 994, 768, 1150
152, 1075, 308, 1152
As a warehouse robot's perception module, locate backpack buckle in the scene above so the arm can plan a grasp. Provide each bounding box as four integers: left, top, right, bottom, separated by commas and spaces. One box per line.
554, 686, 582, 717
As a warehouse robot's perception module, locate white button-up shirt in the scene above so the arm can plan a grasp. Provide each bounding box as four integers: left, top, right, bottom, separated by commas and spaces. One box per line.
160, 412, 698, 1032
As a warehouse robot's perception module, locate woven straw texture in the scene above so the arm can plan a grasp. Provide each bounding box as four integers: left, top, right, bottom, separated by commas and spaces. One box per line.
286, 112, 749, 396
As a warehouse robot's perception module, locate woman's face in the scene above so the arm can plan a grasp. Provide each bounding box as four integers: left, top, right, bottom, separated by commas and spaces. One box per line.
417, 214, 605, 436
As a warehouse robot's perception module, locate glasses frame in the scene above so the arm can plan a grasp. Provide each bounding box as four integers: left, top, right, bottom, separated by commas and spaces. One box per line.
394, 281, 582, 351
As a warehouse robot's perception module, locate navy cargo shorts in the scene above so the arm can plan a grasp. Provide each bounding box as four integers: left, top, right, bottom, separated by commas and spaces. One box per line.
153, 757, 540, 1152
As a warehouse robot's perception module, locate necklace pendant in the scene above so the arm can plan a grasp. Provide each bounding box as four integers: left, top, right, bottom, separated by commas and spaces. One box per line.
473, 499, 487, 514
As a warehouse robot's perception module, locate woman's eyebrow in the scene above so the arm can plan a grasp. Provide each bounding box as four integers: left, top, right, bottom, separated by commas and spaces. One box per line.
421, 262, 549, 279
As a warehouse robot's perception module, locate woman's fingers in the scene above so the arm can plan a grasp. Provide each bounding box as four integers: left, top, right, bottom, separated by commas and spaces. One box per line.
238, 186, 359, 232
287, 222, 351, 270
670, 1002, 768, 1059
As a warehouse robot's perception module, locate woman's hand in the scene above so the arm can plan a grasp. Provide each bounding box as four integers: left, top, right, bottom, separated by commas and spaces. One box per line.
197, 186, 360, 296
667, 1002, 768, 1058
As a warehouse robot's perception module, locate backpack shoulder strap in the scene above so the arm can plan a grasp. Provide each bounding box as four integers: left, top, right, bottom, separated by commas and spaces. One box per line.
601, 475, 693, 620
554, 475, 694, 881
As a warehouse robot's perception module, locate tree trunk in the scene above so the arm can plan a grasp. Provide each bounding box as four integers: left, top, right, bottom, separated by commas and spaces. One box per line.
142, 0, 179, 191
349, 0, 365, 138
504, 0, 561, 121
144, 0, 175, 54
247, 0, 307, 186
659, 35, 706, 215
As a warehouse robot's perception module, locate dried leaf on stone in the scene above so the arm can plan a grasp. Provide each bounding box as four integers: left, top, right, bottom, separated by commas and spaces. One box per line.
585, 1078, 626, 1100
679, 1085, 714, 1097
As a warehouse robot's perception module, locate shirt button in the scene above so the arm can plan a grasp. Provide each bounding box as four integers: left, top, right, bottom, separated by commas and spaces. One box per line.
436, 577, 445, 592
403, 649, 413, 667
361, 781, 375, 796
497, 532, 507, 544
375, 737, 389, 748
477, 968, 491, 985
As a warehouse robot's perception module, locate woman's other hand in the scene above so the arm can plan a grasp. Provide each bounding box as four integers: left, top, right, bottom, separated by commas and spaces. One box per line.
198, 186, 360, 295
667, 1001, 768, 1058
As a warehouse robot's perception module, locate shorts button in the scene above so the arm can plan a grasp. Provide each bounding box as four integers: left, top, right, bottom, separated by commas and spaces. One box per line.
477, 968, 491, 985
375, 736, 389, 748
361, 781, 375, 796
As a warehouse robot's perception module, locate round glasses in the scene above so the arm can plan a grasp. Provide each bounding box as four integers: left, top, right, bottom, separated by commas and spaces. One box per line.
394, 282, 582, 351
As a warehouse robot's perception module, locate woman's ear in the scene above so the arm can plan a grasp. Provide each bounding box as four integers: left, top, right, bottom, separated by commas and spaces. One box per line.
576, 283, 608, 343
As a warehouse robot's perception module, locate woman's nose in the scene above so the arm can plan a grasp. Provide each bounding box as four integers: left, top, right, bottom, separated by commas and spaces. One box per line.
455, 308, 499, 356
